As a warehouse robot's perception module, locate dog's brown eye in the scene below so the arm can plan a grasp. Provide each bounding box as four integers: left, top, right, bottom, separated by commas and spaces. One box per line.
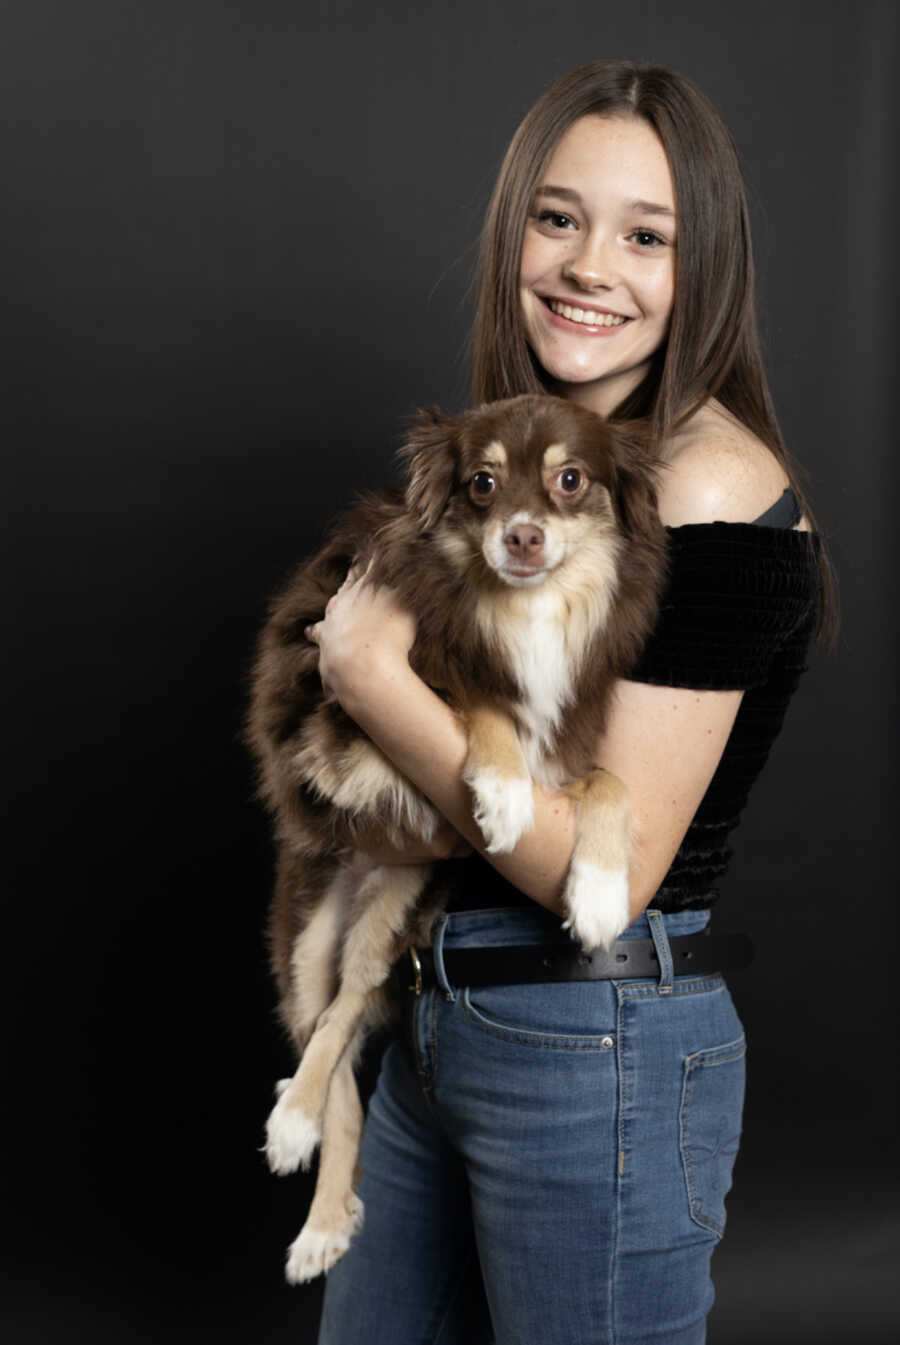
557, 468, 583, 493
471, 471, 496, 498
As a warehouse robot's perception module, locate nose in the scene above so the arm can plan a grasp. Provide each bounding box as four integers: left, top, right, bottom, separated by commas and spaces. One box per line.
563, 231, 618, 290
504, 521, 545, 564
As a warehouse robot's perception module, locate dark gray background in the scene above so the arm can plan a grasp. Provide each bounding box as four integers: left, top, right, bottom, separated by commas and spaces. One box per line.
3, 1, 897, 1341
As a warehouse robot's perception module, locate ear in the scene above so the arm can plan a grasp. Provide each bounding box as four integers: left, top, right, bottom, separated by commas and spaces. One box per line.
606, 427, 662, 540
397, 407, 459, 533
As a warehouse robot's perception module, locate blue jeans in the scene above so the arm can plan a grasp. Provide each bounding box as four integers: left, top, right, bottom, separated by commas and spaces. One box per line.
318, 905, 746, 1345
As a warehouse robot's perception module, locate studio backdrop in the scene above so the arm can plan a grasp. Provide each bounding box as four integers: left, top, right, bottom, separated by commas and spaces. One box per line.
3, 2, 897, 1342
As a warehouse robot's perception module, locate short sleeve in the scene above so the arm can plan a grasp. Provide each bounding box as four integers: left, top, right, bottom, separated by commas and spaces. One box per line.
627, 522, 821, 691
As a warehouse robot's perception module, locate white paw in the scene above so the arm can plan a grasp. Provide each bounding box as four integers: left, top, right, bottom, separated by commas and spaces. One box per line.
265, 1091, 322, 1175
466, 771, 534, 854
562, 860, 630, 952
274, 1078, 292, 1099
284, 1195, 365, 1284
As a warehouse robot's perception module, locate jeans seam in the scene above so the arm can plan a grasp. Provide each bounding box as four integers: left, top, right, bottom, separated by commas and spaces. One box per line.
611, 987, 626, 1345
619, 973, 725, 1001
411, 994, 436, 1101
430, 1245, 482, 1345
679, 1035, 746, 1239
428, 987, 439, 1090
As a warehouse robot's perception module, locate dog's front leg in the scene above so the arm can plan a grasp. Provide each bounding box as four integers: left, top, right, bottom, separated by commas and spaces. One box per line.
461, 703, 534, 854
561, 769, 632, 951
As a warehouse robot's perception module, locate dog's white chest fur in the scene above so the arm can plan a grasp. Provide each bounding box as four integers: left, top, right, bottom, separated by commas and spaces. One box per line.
480, 587, 573, 785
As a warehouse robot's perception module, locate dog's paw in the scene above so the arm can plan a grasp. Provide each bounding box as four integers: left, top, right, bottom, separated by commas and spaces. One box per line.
466, 771, 534, 854
284, 1194, 365, 1284
562, 860, 630, 952
274, 1078, 292, 1099
265, 1091, 322, 1176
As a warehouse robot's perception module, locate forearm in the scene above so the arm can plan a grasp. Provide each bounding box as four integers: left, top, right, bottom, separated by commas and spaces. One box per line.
338, 653, 581, 920
310, 574, 734, 925
337, 656, 739, 924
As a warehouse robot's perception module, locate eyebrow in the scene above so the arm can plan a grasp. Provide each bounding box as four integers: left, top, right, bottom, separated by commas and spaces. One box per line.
628, 199, 676, 218
534, 186, 675, 218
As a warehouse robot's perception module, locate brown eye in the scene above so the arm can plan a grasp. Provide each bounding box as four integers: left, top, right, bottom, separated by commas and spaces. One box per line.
557, 467, 583, 493
471, 471, 496, 499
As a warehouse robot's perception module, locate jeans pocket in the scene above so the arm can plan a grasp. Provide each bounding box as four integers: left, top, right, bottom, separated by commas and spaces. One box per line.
460, 983, 617, 1049
679, 1034, 746, 1238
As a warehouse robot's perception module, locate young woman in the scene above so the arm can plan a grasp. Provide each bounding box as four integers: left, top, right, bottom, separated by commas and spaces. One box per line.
305, 60, 830, 1345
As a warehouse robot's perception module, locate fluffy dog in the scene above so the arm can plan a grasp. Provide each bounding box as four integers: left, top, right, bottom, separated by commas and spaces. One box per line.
246, 393, 666, 1283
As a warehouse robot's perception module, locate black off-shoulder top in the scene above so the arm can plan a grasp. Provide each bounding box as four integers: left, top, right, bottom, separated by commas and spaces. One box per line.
445, 489, 821, 914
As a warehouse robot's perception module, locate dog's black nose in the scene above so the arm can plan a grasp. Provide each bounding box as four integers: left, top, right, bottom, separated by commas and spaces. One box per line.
504, 522, 545, 562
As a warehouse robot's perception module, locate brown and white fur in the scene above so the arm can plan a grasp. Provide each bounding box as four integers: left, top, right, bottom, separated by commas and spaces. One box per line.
246, 393, 667, 1283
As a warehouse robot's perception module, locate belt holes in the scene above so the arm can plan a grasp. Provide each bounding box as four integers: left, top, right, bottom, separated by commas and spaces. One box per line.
578, 953, 593, 966
615, 953, 628, 963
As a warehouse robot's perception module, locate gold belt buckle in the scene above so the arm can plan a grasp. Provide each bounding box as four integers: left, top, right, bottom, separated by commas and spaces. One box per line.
408, 946, 423, 996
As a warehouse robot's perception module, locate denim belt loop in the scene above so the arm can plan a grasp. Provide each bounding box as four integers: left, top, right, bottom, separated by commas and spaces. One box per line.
431, 913, 456, 1003
646, 908, 674, 995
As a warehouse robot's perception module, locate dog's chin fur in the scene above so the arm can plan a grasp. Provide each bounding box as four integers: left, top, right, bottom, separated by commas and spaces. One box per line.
496, 566, 553, 587
246, 393, 668, 1281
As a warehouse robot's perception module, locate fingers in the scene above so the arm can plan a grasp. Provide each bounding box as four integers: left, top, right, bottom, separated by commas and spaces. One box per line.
307, 558, 371, 641
345, 558, 370, 586
340, 558, 371, 594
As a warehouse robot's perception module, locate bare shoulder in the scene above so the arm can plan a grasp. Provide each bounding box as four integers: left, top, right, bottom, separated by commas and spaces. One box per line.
657, 400, 797, 527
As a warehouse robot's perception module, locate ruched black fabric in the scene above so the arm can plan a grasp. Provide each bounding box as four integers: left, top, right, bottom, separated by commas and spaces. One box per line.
626, 522, 820, 910
445, 519, 821, 915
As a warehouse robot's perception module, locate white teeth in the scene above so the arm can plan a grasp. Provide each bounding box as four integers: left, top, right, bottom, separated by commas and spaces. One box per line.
549, 300, 627, 327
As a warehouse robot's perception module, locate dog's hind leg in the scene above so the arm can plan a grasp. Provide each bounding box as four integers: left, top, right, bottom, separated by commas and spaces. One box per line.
270, 863, 347, 1106
561, 768, 633, 952
265, 861, 428, 1175
288, 871, 346, 1048
283, 1043, 365, 1284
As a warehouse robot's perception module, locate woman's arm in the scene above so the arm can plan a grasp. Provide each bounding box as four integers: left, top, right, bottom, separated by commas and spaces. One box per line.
309, 409, 783, 921
309, 564, 741, 924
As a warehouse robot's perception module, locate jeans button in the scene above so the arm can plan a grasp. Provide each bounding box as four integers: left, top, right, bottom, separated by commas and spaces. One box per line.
601, 1036, 614, 1050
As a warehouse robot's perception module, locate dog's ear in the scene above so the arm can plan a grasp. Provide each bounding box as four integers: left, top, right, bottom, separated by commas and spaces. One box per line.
397, 407, 459, 533
606, 427, 663, 540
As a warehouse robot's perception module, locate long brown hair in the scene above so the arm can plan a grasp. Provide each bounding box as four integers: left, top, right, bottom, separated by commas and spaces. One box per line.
472, 60, 835, 639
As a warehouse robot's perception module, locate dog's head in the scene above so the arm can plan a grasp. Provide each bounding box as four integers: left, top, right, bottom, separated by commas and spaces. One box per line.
399, 394, 659, 588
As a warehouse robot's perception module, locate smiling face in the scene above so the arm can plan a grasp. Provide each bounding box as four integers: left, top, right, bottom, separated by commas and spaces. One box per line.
519, 114, 676, 416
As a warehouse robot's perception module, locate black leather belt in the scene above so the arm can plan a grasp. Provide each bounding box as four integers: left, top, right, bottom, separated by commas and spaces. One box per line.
391, 933, 753, 995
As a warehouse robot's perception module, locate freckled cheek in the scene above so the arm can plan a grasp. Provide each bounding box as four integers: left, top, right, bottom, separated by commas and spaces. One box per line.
519, 234, 539, 284
519, 232, 559, 292
646, 264, 675, 325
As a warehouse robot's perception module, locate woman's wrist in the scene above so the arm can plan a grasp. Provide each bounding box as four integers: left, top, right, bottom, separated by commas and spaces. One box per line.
335, 657, 578, 916
332, 644, 415, 724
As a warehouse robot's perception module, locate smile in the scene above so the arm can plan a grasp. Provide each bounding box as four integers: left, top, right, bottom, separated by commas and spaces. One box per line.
548, 299, 629, 328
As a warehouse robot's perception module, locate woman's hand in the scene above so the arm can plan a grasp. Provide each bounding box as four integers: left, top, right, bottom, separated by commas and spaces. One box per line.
308, 567, 473, 864
306, 563, 417, 711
